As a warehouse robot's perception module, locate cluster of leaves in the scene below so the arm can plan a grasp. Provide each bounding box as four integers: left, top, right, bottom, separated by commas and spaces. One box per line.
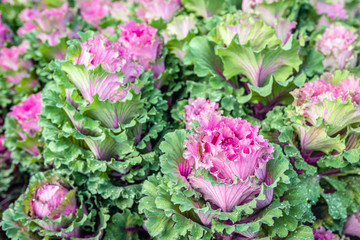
0, 0, 360, 239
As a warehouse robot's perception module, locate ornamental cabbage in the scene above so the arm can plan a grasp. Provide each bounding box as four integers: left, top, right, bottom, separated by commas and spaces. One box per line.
261, 71, 360, 172
4, 93, 43, 164
41, 32, 166, 206
140, 115, 290, 239
289, 73, 360, 164
135, 0, 182, 23
0, 41, 34, 85
18, 3, 75, 47
315, 1, 347, 20
315, 25, 358, 71
1, 172, 108, 239
118, 21, 163, 72
8, 92, 42, 135
77, 0, 110, 27
184, 116, 274, 212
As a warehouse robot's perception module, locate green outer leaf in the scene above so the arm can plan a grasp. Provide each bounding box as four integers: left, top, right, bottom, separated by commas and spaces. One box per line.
306, 98, 360, 137
139, 174, 213, 240
103, 210, 144, 240
286, 226, 314, 240
159, 129, 187, 180
293, 124, 345, 155
322, 191, 353, 220
81, 93, 144, 129
182, 0, 225, 18
184, 36, 225, 80
217, 39, 301, 87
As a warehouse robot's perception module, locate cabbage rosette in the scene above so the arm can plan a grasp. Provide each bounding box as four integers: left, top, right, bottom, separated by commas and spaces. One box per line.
262, 72, 360, 173
40, 32, 167, 207
140, 115, 298, 239
0, 40, 40, 111
314, 24, 358, 71
3, 92, 45, 172
17, 2, 79, 83
185, 12, 303, 118
1, 171, 109, 239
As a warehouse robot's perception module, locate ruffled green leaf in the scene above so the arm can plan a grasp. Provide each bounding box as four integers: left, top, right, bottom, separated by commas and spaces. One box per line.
305, 98, 360, 137
139, 174, 213, 240
103, 210, 145, 240
217, 38, 301, 87
322, 191, 353, 220
293, 124, 345, 155
81, 93, 144, 129
184, 36, 226, 82
286, 226, 314, 240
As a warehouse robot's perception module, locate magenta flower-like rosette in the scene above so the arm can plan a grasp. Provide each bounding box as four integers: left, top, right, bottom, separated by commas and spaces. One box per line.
1, 172, 109, 239
140, 115, 290, 239
3, 92, 44, 171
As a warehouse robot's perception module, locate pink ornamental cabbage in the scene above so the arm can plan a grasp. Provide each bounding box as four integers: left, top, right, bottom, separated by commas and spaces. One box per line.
27, 179, 80, 237
291, 79, 345, 106
32, 183, 76, 219
315, 25, 358, 70
0, 41, 33, 84
313, 227, 338, 240
119, 21, 162, 70
74, 35, 127, 73
77, 0, 111, 27
17, 9, 39, 36
289, 75, 360, 164
0, 14, 11, 48
183, 116, 274, 212
184, 97, 220, 129
315, 2, 347, 20
136, 0, 181, 23
8, 93, 42, 135
18, 4, 75, 46
344, 208, 360, 238
70, 35, 142, 104
292, 75, 360, 107
337, 76, 360, 106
